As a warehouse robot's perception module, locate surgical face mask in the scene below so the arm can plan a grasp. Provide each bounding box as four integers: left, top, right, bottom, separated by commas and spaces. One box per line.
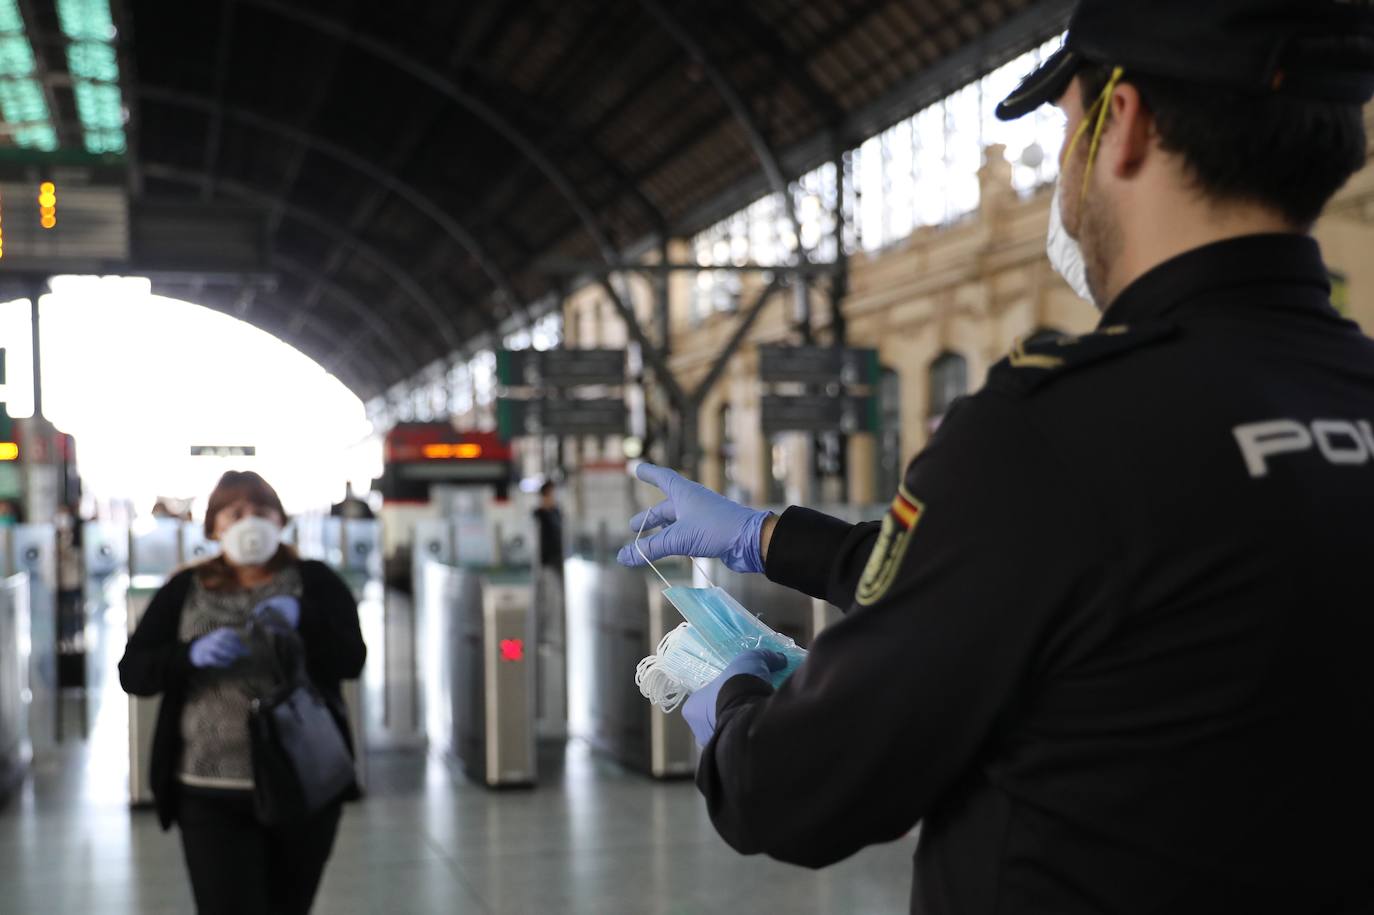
220, 515, 281, 566
1049, 66, 1125, 308
661, 586, 805, 681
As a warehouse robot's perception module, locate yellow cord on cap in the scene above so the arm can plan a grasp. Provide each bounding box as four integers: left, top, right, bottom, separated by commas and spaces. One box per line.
1062, 66, 1126, 201
1081, 66, 1125, 199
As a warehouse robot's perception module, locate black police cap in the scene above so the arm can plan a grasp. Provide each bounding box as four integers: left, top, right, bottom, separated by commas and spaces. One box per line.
996, 0, 1374, 121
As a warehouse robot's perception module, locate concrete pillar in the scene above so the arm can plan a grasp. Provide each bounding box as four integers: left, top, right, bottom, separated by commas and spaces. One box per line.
847, 433, 878, 505
28, 279, 44, 419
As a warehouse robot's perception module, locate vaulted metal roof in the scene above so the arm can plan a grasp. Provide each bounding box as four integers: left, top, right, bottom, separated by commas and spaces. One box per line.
128, 0, 1072, 399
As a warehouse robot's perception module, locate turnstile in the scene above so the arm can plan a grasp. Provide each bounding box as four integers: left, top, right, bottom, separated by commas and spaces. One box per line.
82, 521, 126, 608
177, 524, 219, 564
0, 574, 31, 802
420, 560, 537, 787
128, 519, 181, 579
532, 566, 566, 739
566, 557, 696, 779
9, 525, 56, 754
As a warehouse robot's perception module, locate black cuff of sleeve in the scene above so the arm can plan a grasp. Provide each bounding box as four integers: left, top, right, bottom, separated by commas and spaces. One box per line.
716, 673, 775, 720
763, 506, 856, 600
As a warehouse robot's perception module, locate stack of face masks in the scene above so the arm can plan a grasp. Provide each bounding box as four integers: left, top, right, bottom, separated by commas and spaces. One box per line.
630, 506, 808, 712
635, 581, 807, 713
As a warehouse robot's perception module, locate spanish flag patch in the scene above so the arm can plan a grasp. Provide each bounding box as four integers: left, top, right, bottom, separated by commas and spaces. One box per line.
855, 484, 924, 606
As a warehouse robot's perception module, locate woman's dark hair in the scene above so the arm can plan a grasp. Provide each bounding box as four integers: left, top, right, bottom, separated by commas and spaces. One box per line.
197, 471, 296, 590
203, 470, 287, 538
1080, 63, 1368, 229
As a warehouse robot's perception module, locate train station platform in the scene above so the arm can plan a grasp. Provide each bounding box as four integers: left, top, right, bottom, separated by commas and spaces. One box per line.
0, 586, 912, 915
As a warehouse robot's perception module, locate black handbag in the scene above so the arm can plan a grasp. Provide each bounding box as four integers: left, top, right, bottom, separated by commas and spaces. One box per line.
245, 617, 356, 825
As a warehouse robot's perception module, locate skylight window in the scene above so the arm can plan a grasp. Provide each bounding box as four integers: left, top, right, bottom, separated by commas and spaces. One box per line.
0, 0, 56, 151
56, 0, 126, 154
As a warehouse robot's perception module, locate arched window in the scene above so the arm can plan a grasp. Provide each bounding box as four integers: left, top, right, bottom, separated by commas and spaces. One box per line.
928, 351, 968, 432
876, 367, 903, 499
717, 403, 737, 494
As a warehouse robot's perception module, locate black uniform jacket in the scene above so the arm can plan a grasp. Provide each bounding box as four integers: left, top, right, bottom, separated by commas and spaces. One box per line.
699, 235, 1374, 914
118, 559, 367, 829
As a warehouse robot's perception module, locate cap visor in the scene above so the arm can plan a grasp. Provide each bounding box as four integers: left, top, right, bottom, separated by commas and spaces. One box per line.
995, 47, 1080, 121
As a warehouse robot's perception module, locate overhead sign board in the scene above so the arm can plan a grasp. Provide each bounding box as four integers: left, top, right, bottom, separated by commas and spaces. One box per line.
758, 345, 880, 386
130, 201, 271, 276
761, 395, 878, 435
497, 397, 627, 438
0, 181, 130, 271
496, 348, 625, 387
190, 445, 256, 457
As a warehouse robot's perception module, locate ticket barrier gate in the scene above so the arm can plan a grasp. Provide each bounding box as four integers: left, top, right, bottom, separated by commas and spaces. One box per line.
565, 557, 696, 779
419, 560, 536, 787
82, 521, 127, 611
0, 574, 31, 802
324, 520, 380, 788
128, 519, 182, 579
0, 526, 57, 754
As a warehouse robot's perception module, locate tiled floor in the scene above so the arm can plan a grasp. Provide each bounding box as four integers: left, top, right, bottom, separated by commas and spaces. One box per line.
0, 602, 916, 914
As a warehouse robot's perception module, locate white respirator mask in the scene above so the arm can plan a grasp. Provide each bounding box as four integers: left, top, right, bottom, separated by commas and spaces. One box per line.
220, 516, 281, 566
1047, 186, 1094, 304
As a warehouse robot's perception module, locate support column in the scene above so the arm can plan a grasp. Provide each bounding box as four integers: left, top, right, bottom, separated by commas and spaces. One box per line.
27, 276, 46, 419
655, 236, 672, 354
677, 402, 700, 481
847, 434, 877, 505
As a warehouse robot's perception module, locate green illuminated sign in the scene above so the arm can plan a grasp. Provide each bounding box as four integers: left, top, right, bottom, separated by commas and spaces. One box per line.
56, 0, 127, 154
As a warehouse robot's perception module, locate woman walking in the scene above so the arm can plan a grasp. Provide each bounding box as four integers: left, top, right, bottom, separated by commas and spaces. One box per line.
119, 470, 366, 914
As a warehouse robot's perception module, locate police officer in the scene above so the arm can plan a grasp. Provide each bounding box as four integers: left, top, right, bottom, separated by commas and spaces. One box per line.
618, 1, 1374, 911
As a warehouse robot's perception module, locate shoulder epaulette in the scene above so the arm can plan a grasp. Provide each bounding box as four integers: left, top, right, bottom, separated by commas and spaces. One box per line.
987, 322, 1179, 396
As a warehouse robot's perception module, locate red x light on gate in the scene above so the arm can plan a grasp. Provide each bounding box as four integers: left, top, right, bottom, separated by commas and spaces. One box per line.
499, 638, 524, 662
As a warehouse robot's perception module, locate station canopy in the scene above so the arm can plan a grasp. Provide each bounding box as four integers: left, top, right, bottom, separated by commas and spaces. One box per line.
122, 0, 1070, 398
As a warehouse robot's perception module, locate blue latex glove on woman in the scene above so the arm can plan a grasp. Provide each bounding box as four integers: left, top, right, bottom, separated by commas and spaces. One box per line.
188, 628, 249, 669
252, 594, 300, 629
682, 649, 788, 746
617, 463, 772, 573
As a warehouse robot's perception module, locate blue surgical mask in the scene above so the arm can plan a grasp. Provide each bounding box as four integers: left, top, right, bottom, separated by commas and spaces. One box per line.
661, 585, 805, 688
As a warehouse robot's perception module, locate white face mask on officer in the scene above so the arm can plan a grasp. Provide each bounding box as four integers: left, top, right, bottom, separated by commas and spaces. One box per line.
1050, 66, 1125, 309
220, 516, 281, 566
1048, 187, 1094, 303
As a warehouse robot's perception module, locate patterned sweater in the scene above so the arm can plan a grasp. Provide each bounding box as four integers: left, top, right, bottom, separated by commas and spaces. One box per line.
175, 566, 303, 790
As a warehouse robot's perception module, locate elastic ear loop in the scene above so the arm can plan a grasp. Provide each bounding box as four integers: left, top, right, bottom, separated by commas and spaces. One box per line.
1079, 66, 1125, 201
635, 505, 718, 589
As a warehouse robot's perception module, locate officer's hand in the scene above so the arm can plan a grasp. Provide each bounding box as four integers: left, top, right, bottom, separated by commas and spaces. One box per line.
682, 649, 787, 746
188, 628, 249, 669
617, 463, 772, 573
252, 594, 300, 629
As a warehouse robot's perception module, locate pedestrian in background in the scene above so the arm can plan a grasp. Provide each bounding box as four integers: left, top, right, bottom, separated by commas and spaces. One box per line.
119, 470, 366, 915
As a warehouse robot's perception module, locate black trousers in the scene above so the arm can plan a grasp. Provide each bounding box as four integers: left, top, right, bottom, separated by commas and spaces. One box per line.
177, 789, 343, 915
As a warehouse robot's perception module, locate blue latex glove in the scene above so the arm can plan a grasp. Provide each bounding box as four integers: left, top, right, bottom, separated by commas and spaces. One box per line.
618, 463, 772, 573
252, 594, 300, 629
188, 628, 249, 669
682, 649, 787, 746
